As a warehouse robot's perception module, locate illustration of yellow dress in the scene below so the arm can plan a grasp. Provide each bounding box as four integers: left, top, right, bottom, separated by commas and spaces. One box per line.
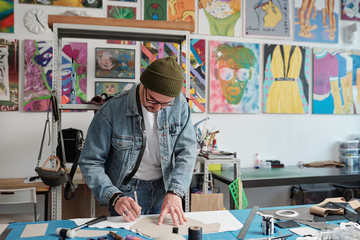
266, 45, 304, 113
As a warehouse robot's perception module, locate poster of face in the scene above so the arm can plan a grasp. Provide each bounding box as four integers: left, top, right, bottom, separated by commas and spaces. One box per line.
263, 44, 310, 114
244, 0, 290, 38
209, 40, 259, 113
24, 40, 87, 111
294, 0, 339, 43
198, 0, 241, 36
96, 48, 135, 79
313, 48, 360, 114
19, 0, 101, 8
144, 0, 167, 20
0, 39, 18, 111
0, 0, 14, 33
95, 81, 134, 97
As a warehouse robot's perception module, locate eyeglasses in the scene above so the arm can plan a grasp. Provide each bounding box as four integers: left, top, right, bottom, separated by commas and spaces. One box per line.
218, 67, 250, 82
144, 87, 175, 107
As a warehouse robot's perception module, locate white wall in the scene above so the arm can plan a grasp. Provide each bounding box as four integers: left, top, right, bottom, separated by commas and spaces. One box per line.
1, 1, 360, 208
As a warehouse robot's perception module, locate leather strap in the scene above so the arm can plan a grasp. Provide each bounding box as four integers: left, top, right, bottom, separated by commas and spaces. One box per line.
36, 90, 58, 168
122, 85, 147, 185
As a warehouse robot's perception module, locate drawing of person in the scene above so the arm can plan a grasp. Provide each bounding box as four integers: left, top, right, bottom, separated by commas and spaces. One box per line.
325, 0, 336, 40
297, 0, 317, 38
313, 49, 340, 114
198, 0, 241, 36
264, 45, 309, 113
339, 52, 353, 109
105, 83, 116, 95
97, 51, 114, 70
213, 43, 256, 105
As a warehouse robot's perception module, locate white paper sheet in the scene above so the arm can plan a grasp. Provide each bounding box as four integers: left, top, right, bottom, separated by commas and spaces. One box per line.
71, 210, 243, 233
20, 223, 48, 238
0, 224, 9, 235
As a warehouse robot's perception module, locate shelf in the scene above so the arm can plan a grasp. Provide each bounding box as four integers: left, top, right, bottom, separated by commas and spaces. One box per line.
48, 15, 193, 43
59, 104, 101, 110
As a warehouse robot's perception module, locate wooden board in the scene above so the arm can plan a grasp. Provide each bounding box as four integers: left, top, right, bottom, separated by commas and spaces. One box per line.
48, 15, 194, 33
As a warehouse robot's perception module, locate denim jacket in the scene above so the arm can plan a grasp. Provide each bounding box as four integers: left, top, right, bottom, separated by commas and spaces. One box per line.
79, 84, 197, 205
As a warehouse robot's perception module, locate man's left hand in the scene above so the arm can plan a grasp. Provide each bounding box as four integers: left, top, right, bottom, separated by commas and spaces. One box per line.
157, 193, 187, 226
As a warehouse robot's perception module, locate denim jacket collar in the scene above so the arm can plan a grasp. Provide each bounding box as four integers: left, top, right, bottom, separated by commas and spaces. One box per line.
126, 84, 141, 117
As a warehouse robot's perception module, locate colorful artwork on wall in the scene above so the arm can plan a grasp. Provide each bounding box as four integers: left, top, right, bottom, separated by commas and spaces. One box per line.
244, 0, 290, 38
96, 48, 135, 79
0, 39, 18, 111
341, 0, 360, 21
209, 40, 259, 114
107, 6, 136, 45
198, 0, 241, 36
24, 40, 87, 111
141, 41, 178, 73
19, 0, 102, 8
294, 0, 339, 43
263, 44, 310, 114
144, 0, 167, 20
95, 81, 134, 97
313, 48, 360, 114
0, 0, 14, 33
168, 0, 195, 25
182, 39, 206, 113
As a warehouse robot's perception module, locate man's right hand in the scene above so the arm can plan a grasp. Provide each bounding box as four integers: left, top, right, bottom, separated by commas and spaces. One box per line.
115, 196, 142, 222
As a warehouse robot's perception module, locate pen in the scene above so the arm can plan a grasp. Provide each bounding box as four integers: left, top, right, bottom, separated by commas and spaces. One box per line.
134, 191, 138, 204
109, 231, 124, 240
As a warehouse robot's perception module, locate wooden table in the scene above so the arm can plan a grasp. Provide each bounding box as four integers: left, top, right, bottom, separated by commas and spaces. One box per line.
0, 178, 51, 220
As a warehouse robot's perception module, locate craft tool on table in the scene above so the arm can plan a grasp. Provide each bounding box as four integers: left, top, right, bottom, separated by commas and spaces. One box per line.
109, 231, 124, 240
237, 206, 259, 240
56, 215, 107, 238
188, 226, 202, 240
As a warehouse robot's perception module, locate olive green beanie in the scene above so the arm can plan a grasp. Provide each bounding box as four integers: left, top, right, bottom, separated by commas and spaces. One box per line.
140, 56, 183, 97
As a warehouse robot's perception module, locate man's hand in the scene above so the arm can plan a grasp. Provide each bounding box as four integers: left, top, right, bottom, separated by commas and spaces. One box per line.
114, 196, 141, 222
157, 193, 187, 226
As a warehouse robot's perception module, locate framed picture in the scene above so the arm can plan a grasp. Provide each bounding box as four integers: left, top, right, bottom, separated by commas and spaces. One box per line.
95, 81, 134, 97
294, 0, 339, 43
95, 48, 135, 79
209, 40, 260, 114
244, 0, 290, 38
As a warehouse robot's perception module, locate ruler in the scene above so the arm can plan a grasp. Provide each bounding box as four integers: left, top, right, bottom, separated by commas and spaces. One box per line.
237, 206, 260, 240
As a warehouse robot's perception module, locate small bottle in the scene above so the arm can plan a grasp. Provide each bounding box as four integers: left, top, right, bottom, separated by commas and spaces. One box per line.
254, 153, 260, 169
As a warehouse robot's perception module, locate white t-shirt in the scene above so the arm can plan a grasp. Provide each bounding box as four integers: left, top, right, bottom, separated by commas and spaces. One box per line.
133, 105, 162, 180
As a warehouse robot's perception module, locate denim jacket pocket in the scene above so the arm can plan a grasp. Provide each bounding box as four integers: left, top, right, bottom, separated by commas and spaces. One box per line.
111, 137, 134, 186
169, 122, 181, 136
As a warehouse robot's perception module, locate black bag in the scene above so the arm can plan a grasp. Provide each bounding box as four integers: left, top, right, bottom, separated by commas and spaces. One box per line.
35, 91, 69, 187
57, 128, 83, 163
35, 156, 68, 186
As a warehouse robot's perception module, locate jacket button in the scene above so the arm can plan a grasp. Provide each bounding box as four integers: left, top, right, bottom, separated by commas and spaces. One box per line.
118, 142, 122, 147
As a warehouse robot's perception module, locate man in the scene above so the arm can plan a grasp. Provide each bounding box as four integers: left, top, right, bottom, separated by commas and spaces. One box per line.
79, 56, 197, 226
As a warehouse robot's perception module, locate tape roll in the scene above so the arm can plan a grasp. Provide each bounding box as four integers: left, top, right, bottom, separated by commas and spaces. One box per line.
275, 210, 299, 218
188, 226, 202, 240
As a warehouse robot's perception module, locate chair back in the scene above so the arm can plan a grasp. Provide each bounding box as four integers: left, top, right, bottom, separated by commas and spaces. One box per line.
0, 187, 37, 205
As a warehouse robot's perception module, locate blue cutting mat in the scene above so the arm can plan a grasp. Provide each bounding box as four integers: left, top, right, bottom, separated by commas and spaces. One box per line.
4, 220, 151, 240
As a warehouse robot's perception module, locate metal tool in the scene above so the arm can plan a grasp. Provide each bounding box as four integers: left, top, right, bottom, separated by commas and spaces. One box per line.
237, 206, 260, 239
247, 234, 293, 240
